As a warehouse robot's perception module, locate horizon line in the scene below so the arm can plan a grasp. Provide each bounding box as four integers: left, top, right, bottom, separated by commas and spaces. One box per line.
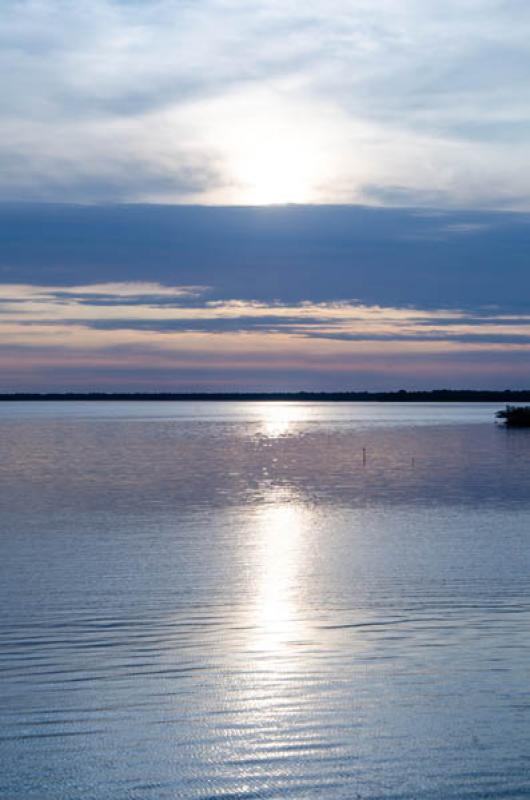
1, 390, 530, 403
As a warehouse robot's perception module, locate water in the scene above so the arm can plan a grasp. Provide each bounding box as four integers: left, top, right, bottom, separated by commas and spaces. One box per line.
1, 402, 530, 799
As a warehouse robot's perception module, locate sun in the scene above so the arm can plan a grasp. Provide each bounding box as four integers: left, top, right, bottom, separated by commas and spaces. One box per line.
232, 132, 319, 205
193, 89, 339, 205
212, 92, 331, 204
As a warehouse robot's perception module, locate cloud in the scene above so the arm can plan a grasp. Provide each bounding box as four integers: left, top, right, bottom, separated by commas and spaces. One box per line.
2, 203, 530, 310
0, 280, 526, 340
1, 202, 530, 389
1, 279, 530, 390
3, 1, 530, 205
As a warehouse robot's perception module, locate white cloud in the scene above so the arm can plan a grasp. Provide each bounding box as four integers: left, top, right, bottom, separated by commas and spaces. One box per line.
1, 282, 530, 346
3, 0, 530, 206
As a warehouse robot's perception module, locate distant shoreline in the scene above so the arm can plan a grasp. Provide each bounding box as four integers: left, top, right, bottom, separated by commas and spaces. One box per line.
0, 391, 529, 402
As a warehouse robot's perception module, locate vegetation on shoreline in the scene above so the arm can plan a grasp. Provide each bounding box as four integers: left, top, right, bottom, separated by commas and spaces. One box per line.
496, 405, 530, 427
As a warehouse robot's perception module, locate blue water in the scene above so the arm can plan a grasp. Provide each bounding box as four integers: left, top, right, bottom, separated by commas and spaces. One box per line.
1, 402, 530, 799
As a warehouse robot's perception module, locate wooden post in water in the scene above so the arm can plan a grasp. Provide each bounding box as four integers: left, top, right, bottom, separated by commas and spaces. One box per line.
362, 447, 367, 466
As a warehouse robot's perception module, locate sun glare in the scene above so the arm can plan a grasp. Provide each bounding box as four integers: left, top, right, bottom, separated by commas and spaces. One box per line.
250, 497, 307, 656
259, 402, 302, 437
233, 136, 319, 205
194, 90, 342, 205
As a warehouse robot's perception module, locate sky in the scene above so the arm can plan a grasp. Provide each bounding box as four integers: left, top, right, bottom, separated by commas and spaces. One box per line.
2, 0, 530, 391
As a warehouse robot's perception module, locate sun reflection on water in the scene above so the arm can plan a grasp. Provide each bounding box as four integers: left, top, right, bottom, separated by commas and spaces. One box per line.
249, 494, 309, 660
257, 402, 312, 439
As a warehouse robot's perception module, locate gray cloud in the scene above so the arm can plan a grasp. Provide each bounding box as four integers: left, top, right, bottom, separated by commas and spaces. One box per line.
3, 203, 530, 310
0, 150, 224, 203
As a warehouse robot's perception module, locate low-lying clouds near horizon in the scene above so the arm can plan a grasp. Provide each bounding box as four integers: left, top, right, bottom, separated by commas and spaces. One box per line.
4, 0, 530, 207
1, 204, 530, 391
2, 280, 530, 391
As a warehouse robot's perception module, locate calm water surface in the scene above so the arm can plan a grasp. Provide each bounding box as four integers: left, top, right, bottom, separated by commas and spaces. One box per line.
1, 402, 530, 799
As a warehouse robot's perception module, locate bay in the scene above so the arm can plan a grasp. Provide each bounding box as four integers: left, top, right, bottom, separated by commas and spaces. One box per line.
1, 402, 530, 800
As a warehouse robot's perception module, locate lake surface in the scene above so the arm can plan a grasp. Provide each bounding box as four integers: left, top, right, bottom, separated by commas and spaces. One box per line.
1, 402, 530, 799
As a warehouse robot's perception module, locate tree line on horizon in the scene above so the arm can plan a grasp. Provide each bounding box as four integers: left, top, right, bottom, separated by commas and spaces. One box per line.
2, 390, 530, 402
